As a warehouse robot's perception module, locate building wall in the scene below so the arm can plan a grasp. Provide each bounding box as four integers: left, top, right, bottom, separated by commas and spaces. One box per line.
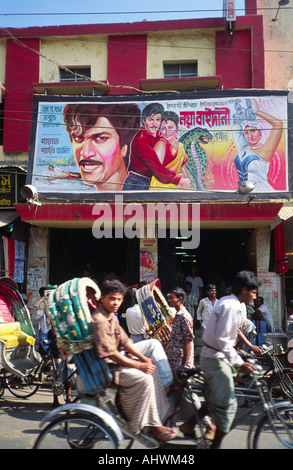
258, 0, 293, 89
147, 30, 215, 79
108, 35, 147, 94
0, 40, 6, 85
26, 226, 50, 312
40, 36, 108, 83
3, 38, 40, 153
216, 30, 252, 89
256, 227, 280, 330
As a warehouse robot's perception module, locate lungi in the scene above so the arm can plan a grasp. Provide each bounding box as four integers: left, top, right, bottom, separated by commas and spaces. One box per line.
200, 356, 237, 434
118, 340, 171, 434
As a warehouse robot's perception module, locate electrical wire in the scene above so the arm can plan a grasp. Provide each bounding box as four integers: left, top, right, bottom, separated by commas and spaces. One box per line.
0, 6, 292, 18
0, 114, 289, 133
2, 28, 293, 55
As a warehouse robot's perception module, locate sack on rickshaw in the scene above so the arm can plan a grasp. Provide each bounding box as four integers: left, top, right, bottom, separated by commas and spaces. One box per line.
136, 279, 174, 347
47, 277, 112, 397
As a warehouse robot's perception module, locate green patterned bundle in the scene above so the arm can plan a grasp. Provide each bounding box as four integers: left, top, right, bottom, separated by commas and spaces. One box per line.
48, 277, 112, 394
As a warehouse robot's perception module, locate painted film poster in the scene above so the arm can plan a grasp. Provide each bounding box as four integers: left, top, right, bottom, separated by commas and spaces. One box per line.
31, 95, 288, 194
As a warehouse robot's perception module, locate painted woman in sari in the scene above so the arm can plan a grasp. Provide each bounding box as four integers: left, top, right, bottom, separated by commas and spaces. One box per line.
150, 111, 190, 190
232, 98, 283, 192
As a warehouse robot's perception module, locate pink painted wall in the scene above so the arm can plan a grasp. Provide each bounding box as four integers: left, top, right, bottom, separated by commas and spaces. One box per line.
216, 30, 252, 89
107, 35, 147, 95
3, 38, 40, 152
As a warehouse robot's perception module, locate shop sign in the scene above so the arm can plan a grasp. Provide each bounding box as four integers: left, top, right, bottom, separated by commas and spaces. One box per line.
0, 173, 15, 207
28, 92, 289, 198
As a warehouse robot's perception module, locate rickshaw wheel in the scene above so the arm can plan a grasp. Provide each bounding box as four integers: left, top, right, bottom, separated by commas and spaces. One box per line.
0, 377, 4, 397
33, 412, 120, 449
5, 373, 40, 398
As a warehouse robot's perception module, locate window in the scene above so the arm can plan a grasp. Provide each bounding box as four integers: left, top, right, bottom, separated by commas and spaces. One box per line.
59, 67, 91, 82
163, 62, 198, 79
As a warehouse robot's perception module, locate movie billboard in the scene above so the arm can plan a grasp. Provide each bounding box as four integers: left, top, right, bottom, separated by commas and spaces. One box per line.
30, 94, 288, 194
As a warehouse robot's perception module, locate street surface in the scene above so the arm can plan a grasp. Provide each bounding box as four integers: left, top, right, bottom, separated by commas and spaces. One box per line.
0, 385, 286, 453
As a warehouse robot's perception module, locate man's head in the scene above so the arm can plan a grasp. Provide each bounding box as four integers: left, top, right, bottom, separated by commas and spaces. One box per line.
100, 280, 127, 314
184, 281, 192, 294
39, 287, 47, 297
63, 103, 140, 188
168, 286, 185, 310
141, 102, 164, 136
286, 300, 293, 314
231, 271, 260, 305
190, 266, 197, 277
206, 284, 217, 299
254, 296, 264, 309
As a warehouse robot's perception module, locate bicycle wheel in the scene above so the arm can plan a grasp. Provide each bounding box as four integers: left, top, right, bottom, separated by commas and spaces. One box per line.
33, 412, 121, 449
268, 371, 293, 403
0, 376, 4, 397
6, 373, 40, 398
252, 404, 293, 449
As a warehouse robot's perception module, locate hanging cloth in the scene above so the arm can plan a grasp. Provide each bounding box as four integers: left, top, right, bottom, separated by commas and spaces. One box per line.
274, 223, 288, 274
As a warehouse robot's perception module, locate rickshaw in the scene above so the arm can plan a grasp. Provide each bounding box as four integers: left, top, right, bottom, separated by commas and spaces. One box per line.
33, 277, 293, 450
0, 277, 41, 397
33, 277, 179, 449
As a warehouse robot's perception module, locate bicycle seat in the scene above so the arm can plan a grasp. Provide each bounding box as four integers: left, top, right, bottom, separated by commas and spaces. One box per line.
175, 366, 201, 379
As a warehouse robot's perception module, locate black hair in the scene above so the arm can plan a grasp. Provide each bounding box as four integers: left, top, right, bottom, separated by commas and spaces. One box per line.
257, 296, 264, 304
161, 110, 179, 126
63, 102, 141, 165
169, 286, 185, 301
184, 281, 192, 288
39, 287, 47, 297
286, 300, 293, 309
206, 284, 216, 291
100, 280, 127, 297
231, 271, 260, 296
141, 102, 164, 123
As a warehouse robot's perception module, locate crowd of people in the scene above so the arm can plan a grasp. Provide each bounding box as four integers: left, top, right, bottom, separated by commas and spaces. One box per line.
32, 265, 291, 449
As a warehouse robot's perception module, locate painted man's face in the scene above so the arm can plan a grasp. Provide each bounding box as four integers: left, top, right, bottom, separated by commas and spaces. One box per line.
144, 113, 161, 136
71, 116, 127, 186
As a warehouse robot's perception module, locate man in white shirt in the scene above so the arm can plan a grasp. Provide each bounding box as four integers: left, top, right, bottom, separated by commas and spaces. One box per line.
125, 302, 147, 343
254, 296, 274, 332
183, 281, 198, 319
184, 266, 203, 303
200, 271, 259, 449
197, 284, 218, 329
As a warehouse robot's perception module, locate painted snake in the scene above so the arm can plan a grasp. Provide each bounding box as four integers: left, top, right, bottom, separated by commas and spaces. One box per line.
179, 127, 213, 190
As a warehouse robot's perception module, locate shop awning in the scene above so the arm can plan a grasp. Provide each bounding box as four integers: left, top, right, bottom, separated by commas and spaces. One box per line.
14, 202, 283, 229
0, 210, 19, 227
277, 202, 293, 221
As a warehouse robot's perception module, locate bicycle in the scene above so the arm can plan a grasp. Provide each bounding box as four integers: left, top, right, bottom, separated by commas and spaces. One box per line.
0, 341, 76, 401
32, 277, 293, 450
33, 358, 293, 449
237, 344, 293, 404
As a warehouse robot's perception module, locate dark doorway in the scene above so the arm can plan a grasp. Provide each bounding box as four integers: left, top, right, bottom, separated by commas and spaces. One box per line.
49, 228, 139, 286
173, 229, 255, 296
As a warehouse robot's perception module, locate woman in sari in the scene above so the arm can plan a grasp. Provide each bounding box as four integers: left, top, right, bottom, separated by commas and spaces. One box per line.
150, 111, 190, 190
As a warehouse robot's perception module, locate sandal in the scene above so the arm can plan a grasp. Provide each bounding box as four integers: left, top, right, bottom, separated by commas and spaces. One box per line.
179, 425, 196, 439
165, 383, 180, 395
155, 427, 177, 442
